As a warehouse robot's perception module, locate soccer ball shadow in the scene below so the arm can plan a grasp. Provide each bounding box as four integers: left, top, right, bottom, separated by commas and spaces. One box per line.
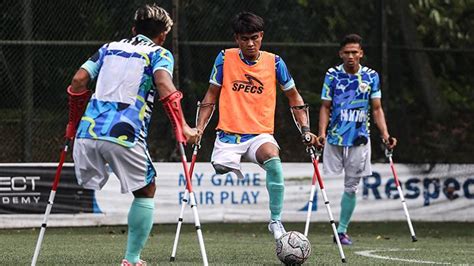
276, 231, 312, 265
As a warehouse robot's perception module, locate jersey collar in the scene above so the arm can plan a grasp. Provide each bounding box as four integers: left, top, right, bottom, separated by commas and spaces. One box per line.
136, 34, 154, 44
339, 64, 362, 75
239, 49, 261, 66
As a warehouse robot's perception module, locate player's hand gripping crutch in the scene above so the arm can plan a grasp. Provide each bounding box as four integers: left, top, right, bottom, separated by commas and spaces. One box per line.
32, 87, 91, 266
290, 105, 346, 263
170, 101, 215, 262
385, 148, 417, 242
161, 92, 209, 266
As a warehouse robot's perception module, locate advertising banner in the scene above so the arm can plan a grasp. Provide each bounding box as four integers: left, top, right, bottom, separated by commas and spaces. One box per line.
0, 163, 94, 214
0, 162, 472, 228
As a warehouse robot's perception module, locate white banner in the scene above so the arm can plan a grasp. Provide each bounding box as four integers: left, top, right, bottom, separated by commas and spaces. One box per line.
1, 163, 473, 228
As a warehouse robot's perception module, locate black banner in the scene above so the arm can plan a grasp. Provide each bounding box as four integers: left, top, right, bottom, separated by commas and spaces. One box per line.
0, 165, 95, 214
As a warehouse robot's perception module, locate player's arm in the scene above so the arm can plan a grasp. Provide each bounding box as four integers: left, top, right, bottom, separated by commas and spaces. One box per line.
371, 98, 396, 149
154, 70, 178, 98
316, 100, 331, 147
65, 67, 93, 139
277, 56, 315, 144
70, 43, 107, 93
154, 70, 197, 144
313, 70, 336, 148
196, 84, 220, 133
284, 88, 309, 128
70, 69, 90, 93
284, 88, 318, 145
195, 51, 223, 136
318, 100, 331, 137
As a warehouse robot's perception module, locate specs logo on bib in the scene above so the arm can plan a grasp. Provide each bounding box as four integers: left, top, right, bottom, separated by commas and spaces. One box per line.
232, 74, 264, 94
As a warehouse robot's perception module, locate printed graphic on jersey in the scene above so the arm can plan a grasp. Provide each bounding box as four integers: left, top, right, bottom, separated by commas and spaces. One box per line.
321, 65, 380, 146
76, 34, 173, 147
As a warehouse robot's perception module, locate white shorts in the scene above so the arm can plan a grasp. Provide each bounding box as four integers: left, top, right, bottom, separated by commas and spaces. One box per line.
73, 138, 156, 193
322, 139, 372, 178
211, 133, 279, 170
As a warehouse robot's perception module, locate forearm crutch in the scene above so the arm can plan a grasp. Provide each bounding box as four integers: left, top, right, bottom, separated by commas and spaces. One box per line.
307, 146, 346, 263
385, 149, 417, 242
170, 101, 214, 262
32, 87, 90, 266
161, 92, 208, 265
176, 142, 208, 266
31, 139, 71, 266
290, 105, 346, 263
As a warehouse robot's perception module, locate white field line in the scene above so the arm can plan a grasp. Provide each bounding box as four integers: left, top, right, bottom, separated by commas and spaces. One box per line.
355, 248, 450, 265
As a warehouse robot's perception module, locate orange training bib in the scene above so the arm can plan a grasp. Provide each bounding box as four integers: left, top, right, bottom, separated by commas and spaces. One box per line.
217, 48, 277, 134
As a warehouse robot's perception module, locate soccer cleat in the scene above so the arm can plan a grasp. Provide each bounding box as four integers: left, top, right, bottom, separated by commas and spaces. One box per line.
268, 220, 287, 240
121, 259, 147, 266
334, 232, 353, 245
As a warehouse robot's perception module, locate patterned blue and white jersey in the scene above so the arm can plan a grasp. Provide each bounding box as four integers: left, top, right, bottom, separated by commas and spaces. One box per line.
321, 64, 381, 147
76, 34, 174, 147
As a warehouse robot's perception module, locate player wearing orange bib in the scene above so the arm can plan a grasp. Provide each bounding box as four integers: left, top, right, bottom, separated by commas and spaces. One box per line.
196, 12, 316, 241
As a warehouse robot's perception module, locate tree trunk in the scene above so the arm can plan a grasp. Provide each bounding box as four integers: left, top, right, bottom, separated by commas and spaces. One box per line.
395, 0, 449, 120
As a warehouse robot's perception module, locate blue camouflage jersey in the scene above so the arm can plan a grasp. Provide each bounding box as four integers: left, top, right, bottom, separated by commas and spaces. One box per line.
321, 64, 381, 147
209, 49, 295, 143
76, 34, 174, 147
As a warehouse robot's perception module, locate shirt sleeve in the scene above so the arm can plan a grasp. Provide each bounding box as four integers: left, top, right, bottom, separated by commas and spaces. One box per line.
80, 43, 108, 80
151, 48, 174, 77
209, 50, 224, 87
275, 56, 295, 91
370, 72, 382, 99
321, 70, 335, 101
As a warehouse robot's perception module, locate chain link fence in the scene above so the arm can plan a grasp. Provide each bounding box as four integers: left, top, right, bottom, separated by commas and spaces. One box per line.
1, 0, 473, 163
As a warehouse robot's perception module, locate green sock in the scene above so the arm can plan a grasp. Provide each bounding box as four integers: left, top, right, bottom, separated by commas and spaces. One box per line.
264, 157, 284, 221
125, 198, 154, 263
337, 192, 356, 233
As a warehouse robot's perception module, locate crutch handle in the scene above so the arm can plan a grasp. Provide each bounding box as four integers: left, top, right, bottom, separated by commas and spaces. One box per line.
306, 146, 322, 157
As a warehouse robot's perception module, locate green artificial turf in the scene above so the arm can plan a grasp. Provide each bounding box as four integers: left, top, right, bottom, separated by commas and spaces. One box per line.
1, 222, 472, 265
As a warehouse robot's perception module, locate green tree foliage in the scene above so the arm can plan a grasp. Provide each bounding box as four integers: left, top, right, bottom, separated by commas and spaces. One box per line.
0, 0, 472, 162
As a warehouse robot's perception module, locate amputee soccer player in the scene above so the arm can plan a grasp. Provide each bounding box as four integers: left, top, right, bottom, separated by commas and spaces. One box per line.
195, 11, 316, 241
65, 4, 197, 266
313, 34, 397, 245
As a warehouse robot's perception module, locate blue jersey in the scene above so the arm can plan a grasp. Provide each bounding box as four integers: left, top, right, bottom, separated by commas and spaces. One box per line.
321, 64, 381, 147
209, 50, 295, 91
76, 34, 174, 147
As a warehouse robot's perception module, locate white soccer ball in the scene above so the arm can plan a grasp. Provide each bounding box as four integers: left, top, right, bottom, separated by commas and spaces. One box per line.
276, 231, 312, 265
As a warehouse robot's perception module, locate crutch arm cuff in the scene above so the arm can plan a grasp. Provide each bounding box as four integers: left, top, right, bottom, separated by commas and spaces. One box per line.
160, 91, 187, 144
66, 85, 91, 139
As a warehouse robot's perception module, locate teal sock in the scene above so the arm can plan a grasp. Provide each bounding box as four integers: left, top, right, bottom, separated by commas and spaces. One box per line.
264, 157, 284, 221
125, 198, 154, 263
337, 192, 356, 233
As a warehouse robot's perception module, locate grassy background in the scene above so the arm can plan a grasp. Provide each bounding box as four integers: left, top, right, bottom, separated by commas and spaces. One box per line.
1, 222, 473, 265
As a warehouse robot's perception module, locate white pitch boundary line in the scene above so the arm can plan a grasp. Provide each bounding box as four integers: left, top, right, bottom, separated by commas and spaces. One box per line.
355, 248, 450, 265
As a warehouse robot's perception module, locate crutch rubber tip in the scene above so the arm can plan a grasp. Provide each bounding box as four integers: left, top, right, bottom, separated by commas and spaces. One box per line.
170, 257, 176, 262
412, 236, 418, 242
342, 258, 347, 263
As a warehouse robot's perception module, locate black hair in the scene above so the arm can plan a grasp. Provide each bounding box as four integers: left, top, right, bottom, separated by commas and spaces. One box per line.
134, 4, 173, 39
340, 34, 363, 48
231, 11, 264, 34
